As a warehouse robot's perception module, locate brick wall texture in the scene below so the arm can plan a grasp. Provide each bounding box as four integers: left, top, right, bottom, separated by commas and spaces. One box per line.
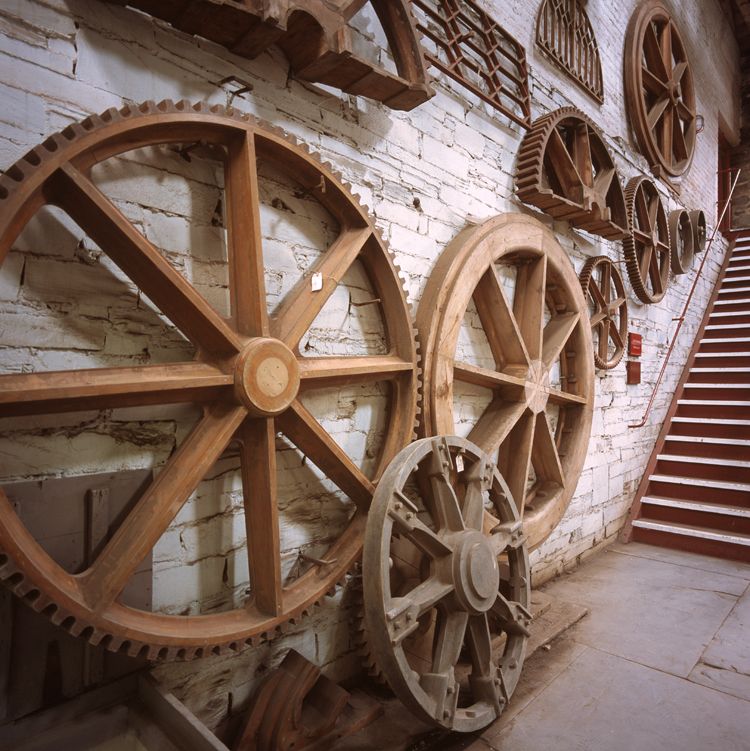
0, 0, 742, 731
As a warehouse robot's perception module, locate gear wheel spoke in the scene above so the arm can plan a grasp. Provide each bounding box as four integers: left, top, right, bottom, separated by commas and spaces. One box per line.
0, 100, 419, 659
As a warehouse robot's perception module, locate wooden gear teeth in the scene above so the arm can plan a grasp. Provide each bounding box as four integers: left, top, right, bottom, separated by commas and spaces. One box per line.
516, 107, 629, 240
622, 176, 671, 304
0, 100, 420, 659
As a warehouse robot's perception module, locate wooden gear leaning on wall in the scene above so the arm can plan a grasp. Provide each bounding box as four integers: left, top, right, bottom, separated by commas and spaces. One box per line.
417, 214, 595, 552
0, 100, 420, 660
103, 0, 434, 110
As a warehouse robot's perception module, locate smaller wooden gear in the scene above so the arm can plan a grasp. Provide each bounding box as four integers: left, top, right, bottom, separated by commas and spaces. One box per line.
362, 436, 530, 732
689, 209, 707, 252
516, 108, 629, 240
579, 257, 628, 370
624, 1, 697, 179
623, 176, 671, 304
668, 209, 695, 275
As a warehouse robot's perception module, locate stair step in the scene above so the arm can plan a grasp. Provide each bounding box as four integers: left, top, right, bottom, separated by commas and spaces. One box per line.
722, 276, 750, 284
704, 322, 750, 330
726, 265, 750, 272
694, 351, 750, 358
714, 297, 750, 306
665, 434, 750, 447
699, 337, 750, 344
657, 453, 750, 468
718, 287, 750, 295
690, 367, 750, 373
683, 383, 749, 389
631, 520, 750, 547
647, 474, 750, 493
641, 496, 750, 518
671, 417, 750, 425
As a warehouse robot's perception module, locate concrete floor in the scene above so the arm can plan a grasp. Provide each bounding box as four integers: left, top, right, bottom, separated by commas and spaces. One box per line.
467, 542, 750, 751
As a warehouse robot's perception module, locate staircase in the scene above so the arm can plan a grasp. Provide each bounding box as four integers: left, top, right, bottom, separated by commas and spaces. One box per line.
625, 229, 750, 562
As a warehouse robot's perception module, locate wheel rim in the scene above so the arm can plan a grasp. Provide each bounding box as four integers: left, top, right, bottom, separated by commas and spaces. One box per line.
0, 101, 419, 659
669, 209, 695, 275
363, 436, 531, 732
579, 256, 628, 370
623, 176, 671, 304
624, 1, 696, 178
418, 214, 595, 551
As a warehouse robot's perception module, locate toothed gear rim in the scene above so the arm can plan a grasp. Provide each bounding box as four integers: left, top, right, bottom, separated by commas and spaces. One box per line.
417, 214, 594, 552
622, 176, 671, 304
579, 256, 628, 370
0, 100, 420, 660
362, 436, 531, 732
516, 106, 629, 241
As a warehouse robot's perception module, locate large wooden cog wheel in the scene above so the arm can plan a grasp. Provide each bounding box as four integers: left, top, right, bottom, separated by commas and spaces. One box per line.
517, 107, 629, 240
0, 101, 419, 660
362, 436, 531, 732
624, 0, 696, 178
689, 209, 707, 253
669, 209, 695, 275
623, 176, 671, 304
418, 215, 595, 551
579, 256, 628, 370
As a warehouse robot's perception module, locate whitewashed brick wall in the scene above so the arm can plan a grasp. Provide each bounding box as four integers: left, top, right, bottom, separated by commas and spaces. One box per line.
0, 0, 741, 731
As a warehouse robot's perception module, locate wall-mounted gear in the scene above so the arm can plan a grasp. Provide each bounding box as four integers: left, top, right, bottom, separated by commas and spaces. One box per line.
104, 1, 434, 110
579, 256, 628, 370
624, 0, 696, 180
516, 108, 629, 240
668, 209, 695, 275
0, 100, 420, 659
623, 176, 671, 304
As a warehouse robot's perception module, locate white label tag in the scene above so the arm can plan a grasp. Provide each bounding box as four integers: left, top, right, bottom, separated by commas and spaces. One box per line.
455, 455, 464, 473
311, 272, 323, 291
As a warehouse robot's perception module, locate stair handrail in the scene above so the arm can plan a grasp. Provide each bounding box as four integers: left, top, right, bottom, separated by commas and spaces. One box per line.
628, 169, 742, 429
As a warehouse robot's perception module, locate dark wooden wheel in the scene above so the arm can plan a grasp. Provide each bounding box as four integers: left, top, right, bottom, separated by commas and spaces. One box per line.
418, 214, 594, 551
668, 209, 695, 275
363, 436, 530, 732
579, 256, 628, 370
624, 1, 696, 178
689, 209, 707, 252
0, 101, 419, 659
517, 107, 628, 240
623, 176, 671, 304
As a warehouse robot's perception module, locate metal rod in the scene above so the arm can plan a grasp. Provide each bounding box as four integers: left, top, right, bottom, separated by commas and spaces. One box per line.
629, 169, 741, 429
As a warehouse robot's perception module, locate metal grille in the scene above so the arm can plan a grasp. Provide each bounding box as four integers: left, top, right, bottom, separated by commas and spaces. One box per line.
410, 0, 531, 128
536, 0, 604, 103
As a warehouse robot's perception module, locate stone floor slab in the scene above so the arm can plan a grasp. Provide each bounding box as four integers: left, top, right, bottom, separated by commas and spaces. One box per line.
480, 647, 750, 751
538, 546, 744, 677
700, 583, 750, 674
688, 662, 750, 703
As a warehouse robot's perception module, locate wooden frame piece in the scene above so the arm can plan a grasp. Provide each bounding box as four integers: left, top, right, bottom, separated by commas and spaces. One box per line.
579, 256, 628, 370
0, 100, 419, 659
624, 0, 697, 179
623, 176, 671, 304
362, 436, 530, 732
417, 214, 594, 552
536, 0, 604, 103
517, 107, 629, 240
410, 0, 531, 128
104, 0, 434, 111
668, 208, 694, 274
